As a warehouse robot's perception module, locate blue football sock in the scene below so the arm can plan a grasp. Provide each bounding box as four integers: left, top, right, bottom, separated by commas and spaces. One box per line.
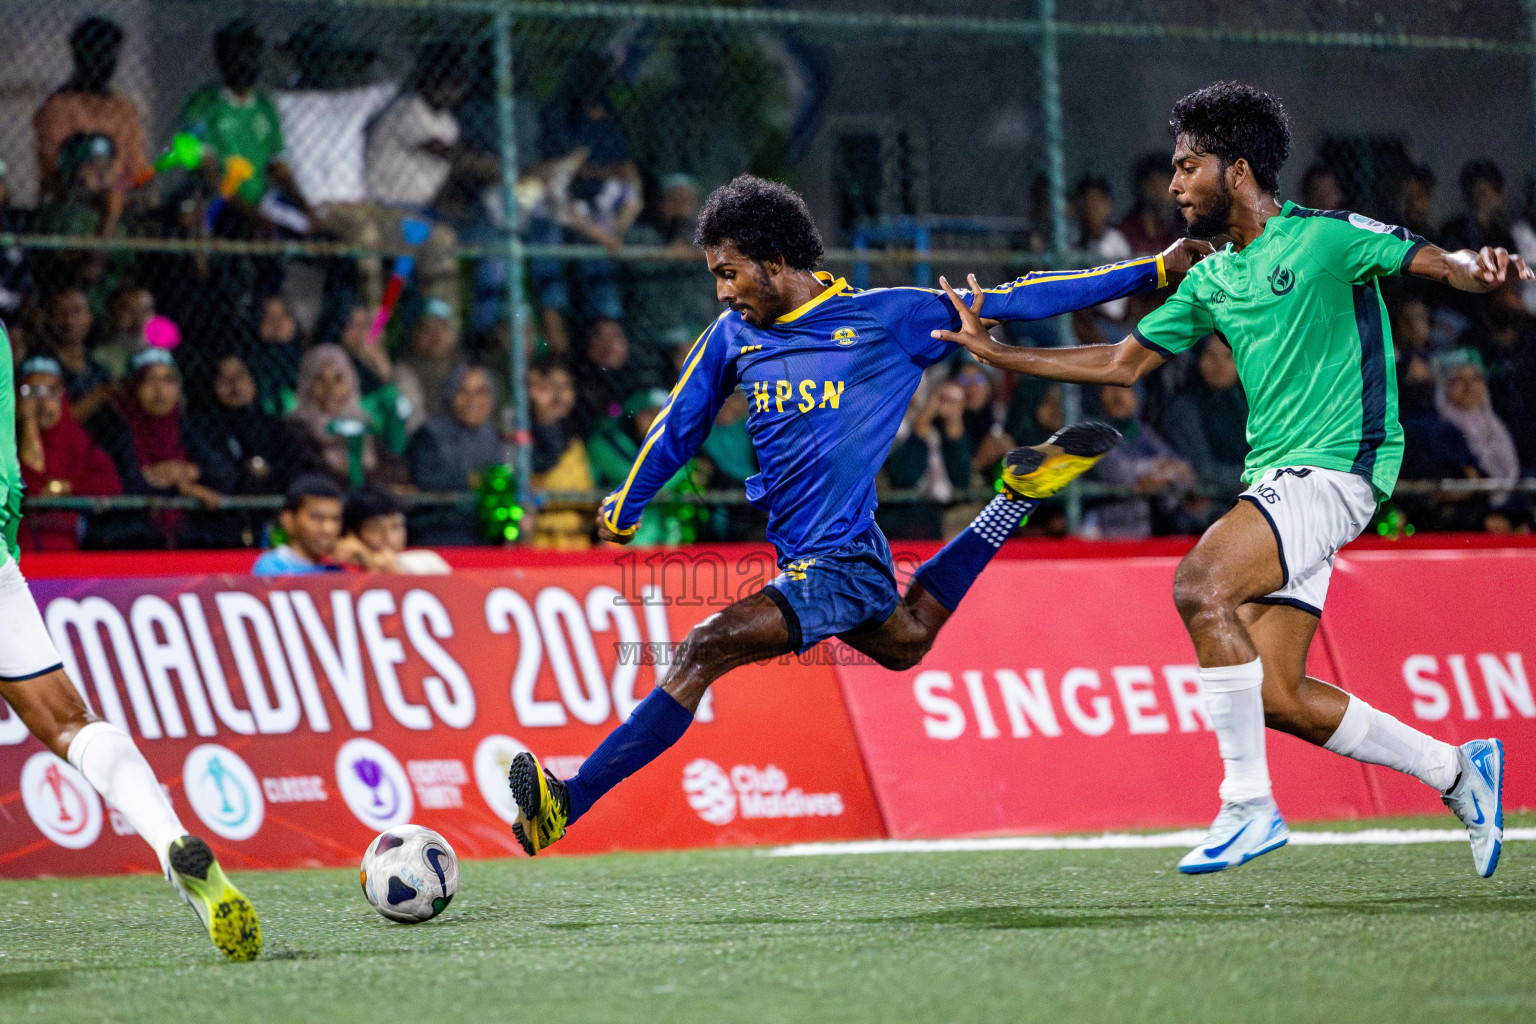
565, 688, 694, 824
912, 494, 1037, 611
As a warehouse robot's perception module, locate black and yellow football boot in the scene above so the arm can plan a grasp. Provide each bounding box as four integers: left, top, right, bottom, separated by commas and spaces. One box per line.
166, 834, 261, 961
1000, 421, 1122, 499
507, 751, 570, 856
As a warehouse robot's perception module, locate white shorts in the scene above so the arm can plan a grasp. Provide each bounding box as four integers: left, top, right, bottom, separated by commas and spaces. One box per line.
0, 559, 64, 681
1237, 466, 1377, 616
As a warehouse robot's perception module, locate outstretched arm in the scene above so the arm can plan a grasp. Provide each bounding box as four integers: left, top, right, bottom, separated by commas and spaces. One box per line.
964, 238, 1212, 323
930, 274, 1167, 385
595, 320, 735, 544
1407, 244, 1533, 292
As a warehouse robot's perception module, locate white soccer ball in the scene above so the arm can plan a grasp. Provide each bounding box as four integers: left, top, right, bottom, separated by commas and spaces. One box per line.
360, 824, 459, 923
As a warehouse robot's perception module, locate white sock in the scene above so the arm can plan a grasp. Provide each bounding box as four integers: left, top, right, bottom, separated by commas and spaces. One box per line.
1323, 695, 1460, 792
1201, 657, 1271, 803
67, 722, 186, 872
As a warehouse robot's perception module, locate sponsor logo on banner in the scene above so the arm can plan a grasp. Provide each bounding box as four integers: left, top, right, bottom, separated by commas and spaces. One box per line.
183, 744, 265, 841
335, 738, 413, 830
262, 776, 328, 803
407, 759, 468, 809
20, 752, 102, 849
472, 734, 530, 826
682, 759, 845, 826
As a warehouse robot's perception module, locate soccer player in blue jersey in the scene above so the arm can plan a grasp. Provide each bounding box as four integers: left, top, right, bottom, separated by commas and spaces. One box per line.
506, 175, 1207, 854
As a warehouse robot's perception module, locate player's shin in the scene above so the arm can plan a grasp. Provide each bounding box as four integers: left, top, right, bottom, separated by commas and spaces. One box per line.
564, 688, 695, 823
911, 494, 1038, 612
1323, 694, 1458, 791
67, 720, 186, 871
1201, 658, 1272, 801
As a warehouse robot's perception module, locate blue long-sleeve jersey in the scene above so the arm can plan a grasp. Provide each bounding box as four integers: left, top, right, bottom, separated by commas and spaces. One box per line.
599, 254, 1167, 558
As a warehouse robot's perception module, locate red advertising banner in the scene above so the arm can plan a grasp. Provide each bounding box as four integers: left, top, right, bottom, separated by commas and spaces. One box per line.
1318, 548, 1536, 817
835, 556, 1382, 839
0, 564, 883, 878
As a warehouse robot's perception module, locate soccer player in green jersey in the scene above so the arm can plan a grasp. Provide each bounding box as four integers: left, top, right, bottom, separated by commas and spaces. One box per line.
0, 328, 260, 959
935, 82, 1529, 877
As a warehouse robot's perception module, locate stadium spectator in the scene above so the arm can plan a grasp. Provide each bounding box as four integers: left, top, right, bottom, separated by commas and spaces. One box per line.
1298, 161, 1343, 210
197, 351, 291, 496
45, 287, 112, 423
287, 343, 402, 489
1118, 153, 1182, 255
251, 474, 345, 575
95, 284, 154, 379
952, 359, 1009, 471
882, 375, 974, 539
1436, 350, 1523, 522
335, 485, 451, 573
1440, 159, 1514, 253
1392, 296, 1438, 418
1467, 286, 1536, 470
249, 295, 303, 413
1161, 337, 1250, 496
338, 302, 395, 395
621, 173, 715, 370
99, 348, 230, 547
33, 133, 132, 306
395, 299, 462, 430
1082, 383, 1199, 539
273, 22, 393, 213
179, 20, 315, 230
33, 17, 150, 216
1393, 163, 1437, 240
406, 363, 503, 546
357, 42, 485, 313
529, 86, 639, 348
14, 355, 122, 551
0, 163, 35, 318
574, 317, 650, 435
1002, 375, 1065, 449
1071, 175, 1133, 324
526, 358, 594, 550
589, 388, 700, 545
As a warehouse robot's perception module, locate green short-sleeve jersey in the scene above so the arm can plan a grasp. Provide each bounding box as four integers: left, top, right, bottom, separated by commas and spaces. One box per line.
179, 87, 286, 204
1132, 202, 1425, 500
0, 322, 20, 564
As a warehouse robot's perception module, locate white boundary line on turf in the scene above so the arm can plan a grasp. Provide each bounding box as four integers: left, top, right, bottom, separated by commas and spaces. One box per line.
765, 827, 1536, 857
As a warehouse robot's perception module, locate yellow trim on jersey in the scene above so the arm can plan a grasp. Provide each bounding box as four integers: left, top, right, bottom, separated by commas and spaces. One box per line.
776, 274, 849, 323
980, 255, 1160, 294
603, 315, 724, 529
1156, 252, 1168, 289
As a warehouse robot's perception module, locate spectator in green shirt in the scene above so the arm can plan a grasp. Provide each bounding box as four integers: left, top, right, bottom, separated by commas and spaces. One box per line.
179, 20, 314, 224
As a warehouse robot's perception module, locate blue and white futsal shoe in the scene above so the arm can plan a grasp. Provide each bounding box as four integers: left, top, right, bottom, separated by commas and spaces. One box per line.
1442, 738, 1505, 879
1177, 795, 1290, 875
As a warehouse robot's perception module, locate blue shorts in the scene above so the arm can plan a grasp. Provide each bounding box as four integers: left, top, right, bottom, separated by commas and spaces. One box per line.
764, 523, 900, 653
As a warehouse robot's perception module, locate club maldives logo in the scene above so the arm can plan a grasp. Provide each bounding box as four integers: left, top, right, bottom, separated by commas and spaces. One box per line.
682, 759, 845, 827
20, 752, 103, 850
472, 734, 531, 826
183, 745, 264, 841
335, 738, 413, 830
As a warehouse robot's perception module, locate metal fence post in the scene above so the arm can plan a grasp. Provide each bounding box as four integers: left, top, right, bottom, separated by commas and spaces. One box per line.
494, 7, 534, 498
1038, 0, 1082, 532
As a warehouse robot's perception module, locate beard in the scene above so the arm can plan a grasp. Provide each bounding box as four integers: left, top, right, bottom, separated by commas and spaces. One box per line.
1184, 176, 1234, 239
735, 264, 783, 326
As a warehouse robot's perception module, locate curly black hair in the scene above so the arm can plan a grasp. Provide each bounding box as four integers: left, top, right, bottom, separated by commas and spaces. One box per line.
694, 175, 824, 271
1168, 82, 1292, 195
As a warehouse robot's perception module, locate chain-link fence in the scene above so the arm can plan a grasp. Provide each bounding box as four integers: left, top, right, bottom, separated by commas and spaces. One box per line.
6, 0, 1535, 552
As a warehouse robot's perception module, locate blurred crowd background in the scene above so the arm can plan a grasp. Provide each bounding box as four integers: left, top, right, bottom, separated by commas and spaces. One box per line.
3, 0, 1534, 553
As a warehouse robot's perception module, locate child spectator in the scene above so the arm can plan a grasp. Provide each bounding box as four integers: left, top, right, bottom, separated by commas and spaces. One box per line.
287, 343, 403, 489
15, 355, 122, 551
335, 486, 451, 574
33, 17, 150, 214
406, 363, 502, 546
34, 133, 131, 305
252, 474, 345, 575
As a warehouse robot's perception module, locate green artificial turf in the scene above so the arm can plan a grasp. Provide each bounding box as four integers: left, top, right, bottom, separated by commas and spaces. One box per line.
2, 816, 1534, 1024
